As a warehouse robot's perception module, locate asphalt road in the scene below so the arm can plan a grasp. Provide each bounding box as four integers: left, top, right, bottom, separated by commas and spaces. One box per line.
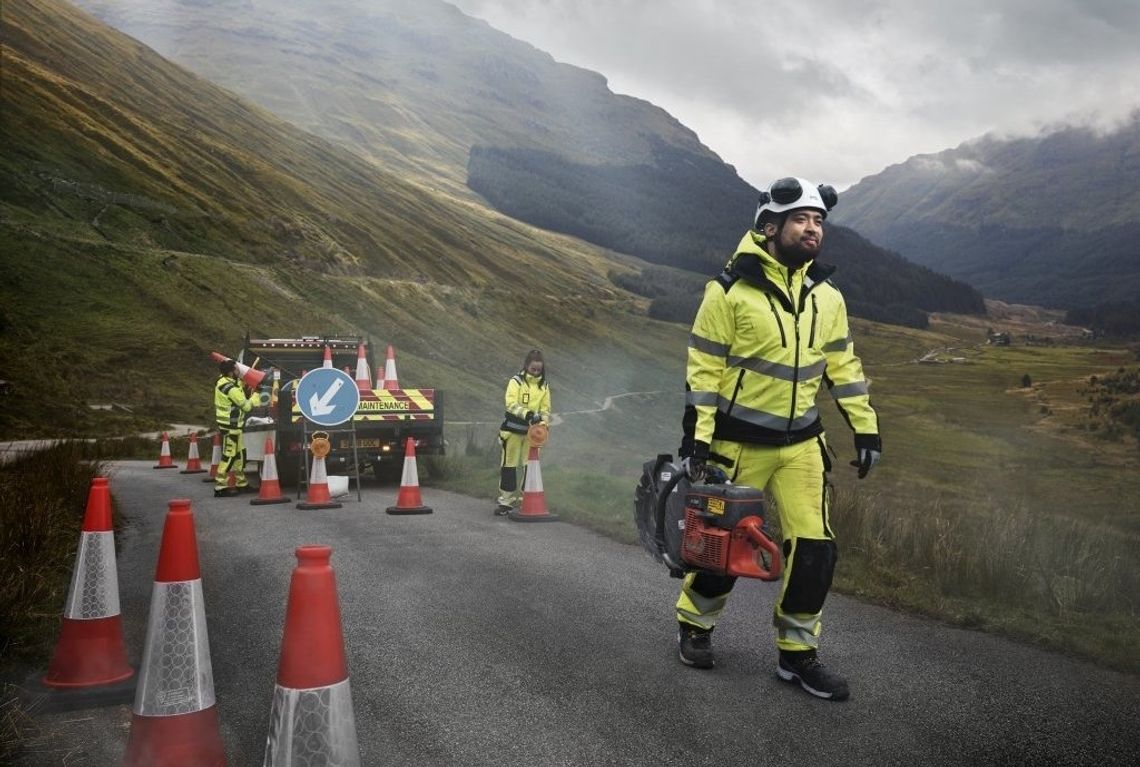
18, 460, 1140, 766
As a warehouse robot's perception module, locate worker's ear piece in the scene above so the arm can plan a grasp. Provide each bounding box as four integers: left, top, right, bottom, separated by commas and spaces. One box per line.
817, 185, 838, 211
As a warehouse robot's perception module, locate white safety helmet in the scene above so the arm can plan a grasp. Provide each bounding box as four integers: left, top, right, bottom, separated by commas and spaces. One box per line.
753, 177, 838, 229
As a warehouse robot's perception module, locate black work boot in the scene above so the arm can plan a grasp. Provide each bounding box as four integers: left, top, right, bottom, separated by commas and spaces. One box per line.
214, 487, 241, 498
494, 504, 512, 516
677, 624, 715, 669
777, 650, 850, 701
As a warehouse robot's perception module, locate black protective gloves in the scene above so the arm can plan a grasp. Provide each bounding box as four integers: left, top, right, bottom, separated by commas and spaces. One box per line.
525, 411, 543, 425
682, 440, 709, 482
850, 434, 882, 479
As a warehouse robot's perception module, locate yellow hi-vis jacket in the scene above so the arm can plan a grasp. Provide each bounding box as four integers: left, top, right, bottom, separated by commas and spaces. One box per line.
500, 371, 551, 434
215, 374, 254, 430
683, 231, 879, 449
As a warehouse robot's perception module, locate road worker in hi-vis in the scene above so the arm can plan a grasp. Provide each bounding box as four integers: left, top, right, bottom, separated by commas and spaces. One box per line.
495, 349, 551, 515
675, 177, 881, 701
213, 359, 266, 497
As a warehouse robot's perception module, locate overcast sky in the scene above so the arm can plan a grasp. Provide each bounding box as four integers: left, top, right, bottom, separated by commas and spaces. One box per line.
448, 0, 1140, 190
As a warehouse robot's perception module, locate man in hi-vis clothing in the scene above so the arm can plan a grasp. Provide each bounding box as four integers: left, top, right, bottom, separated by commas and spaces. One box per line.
213, 359, 264, 497
675, 177, 881, 702
495, 349, 551, 515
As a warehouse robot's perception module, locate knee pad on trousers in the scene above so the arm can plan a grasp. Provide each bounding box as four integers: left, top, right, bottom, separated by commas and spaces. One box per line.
500, 467, 517, 492
691, 572, 737, 599
780, 538, 837, 615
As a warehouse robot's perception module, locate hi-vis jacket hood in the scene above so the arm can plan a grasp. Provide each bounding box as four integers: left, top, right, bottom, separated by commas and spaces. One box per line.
683, 230, 879, 448
500, 371, 551, 434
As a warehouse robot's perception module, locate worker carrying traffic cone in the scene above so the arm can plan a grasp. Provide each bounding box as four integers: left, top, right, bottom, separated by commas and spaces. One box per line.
214, 358, 269, 498
495, 349, 551, 516
385, 437, 432, 515
43, 476, 134, 689
264, 546, 361, 766
124, 499, 225, 766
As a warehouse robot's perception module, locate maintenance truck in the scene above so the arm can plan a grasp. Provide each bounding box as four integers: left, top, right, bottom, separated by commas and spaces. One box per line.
238, 335, 444, 486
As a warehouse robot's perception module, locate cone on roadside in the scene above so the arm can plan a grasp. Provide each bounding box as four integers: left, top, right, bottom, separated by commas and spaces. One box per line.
180, 433, 207, 474
252, 437, 290, 506
297, 452, 342, 510
322, 345, 334, 369
509, 446, 558, 522
123, 499, 226, 767
202, 433, 223, 483
43, 477, 134, 689
385, 437, 432, 515
152, 432, 178, 469
380, 344, 399, 390
210, 351, 266, 389
264, 546, 361, 766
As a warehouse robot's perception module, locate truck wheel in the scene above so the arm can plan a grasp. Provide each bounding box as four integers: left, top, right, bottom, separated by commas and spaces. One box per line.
277, 453, 302, 488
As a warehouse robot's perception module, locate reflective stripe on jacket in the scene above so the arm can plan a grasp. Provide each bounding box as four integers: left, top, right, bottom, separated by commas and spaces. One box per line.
215, 375, 253, 430
500, 372, 551, 434
684, 230, 878, 447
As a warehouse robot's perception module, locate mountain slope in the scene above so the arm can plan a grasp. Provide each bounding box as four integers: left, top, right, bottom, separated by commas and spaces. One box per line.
0, 0, 685, 437
71, 0, 984, 321
833, 116, 1140, 309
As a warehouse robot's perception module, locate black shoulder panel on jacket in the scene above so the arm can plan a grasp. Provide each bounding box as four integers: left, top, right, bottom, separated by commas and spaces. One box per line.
714, 269, 739, 293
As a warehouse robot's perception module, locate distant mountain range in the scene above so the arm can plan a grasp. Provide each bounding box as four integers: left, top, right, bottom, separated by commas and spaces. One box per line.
71, 0, 984, 321
834, 115, 1140, 310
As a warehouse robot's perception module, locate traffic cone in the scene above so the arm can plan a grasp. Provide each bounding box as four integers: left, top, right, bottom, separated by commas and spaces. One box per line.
270, 368, 281, 419
252, 437, 290, 506
322, 345, 333, 369
297, 452, 342, 510
509, 446, 558, 522
202, 433, 222, 483
264, 546, 361, 766
210, 351, 266, 389
381, 344, 398, 390
180, 433, 207, 474
385, 438, 432, 515
152, 432, 178, 469
124, 499, 226, 767
43, 477, 134, 689
354, 342, 374, 396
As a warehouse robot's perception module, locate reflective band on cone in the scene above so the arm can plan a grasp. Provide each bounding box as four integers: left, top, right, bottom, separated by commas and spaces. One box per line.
252, 437, 290, 506
509, 446, 558, 522
297, 454, 342, 510
385, 438, 431, 515
153, 432, 178, 469
181, 433, 207, 474
44, 477, 133, 688
203, 433, 222, 483
124, 499, 225, 767
264, 546, 360, 766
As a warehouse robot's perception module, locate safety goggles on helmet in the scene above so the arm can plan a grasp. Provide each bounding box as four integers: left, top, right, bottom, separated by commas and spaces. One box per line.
754, 177, 838, 227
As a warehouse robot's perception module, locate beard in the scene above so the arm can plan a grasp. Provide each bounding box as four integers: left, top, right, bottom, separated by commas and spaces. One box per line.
773, 236, 820, 269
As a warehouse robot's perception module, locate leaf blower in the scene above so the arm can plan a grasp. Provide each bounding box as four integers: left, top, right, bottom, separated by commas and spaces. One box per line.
634, 454, 782, 581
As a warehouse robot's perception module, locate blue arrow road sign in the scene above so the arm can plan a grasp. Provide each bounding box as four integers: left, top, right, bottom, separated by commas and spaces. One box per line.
295, 368, 361, 426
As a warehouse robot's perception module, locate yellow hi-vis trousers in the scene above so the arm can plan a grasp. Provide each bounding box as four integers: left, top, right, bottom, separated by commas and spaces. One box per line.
675, 435, 836, 652
215, 427, 248, 490
496, 430, 532, 508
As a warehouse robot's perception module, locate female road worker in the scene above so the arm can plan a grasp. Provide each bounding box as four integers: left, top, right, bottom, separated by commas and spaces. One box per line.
495, 350, 551, 515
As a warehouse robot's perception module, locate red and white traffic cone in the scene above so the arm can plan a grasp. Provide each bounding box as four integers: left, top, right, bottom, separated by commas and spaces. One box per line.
202, 433, 222, 483
385, 438, 432, 515
43, 477, 134, 689
252, 437, 290, 506
264, 546, 361, 766
152, 432, 178, 469
209, 351, 267, 389
354, 342, 375, 398
509, 446, 558, 522
180, 433, 207, 474
297, 453, 343, 510
381, 344, 398, 390
322, 345, 333, 369
124, 499, 225, 767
